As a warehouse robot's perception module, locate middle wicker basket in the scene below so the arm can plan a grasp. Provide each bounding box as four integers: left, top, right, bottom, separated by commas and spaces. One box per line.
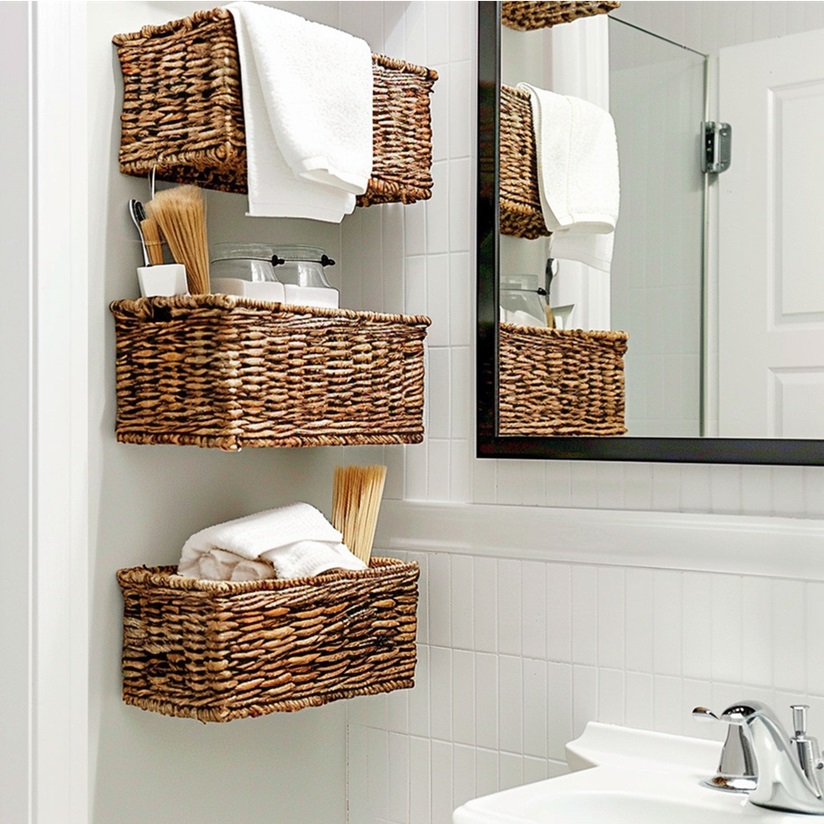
110, 294, 431, 451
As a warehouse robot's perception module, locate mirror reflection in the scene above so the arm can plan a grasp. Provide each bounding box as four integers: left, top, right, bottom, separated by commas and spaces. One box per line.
496, 1, 824, 441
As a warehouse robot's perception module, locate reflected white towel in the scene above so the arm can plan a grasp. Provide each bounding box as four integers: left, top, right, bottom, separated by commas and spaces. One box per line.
177, 503, 367, 581
518, 83, 619, 272
227, 2, 373, 221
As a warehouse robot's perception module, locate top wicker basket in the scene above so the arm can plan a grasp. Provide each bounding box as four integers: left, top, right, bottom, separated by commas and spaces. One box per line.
112, 8, 437, 206
501, 1, 620, 31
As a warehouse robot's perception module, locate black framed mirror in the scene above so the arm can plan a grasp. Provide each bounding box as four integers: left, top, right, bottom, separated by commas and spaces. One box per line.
476, 0, 824, 465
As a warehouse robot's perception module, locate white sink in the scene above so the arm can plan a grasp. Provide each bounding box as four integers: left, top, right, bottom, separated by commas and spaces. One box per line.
453, 723, 804, 823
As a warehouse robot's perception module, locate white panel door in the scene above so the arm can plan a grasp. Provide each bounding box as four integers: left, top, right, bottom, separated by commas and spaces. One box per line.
719, 29, 824, 437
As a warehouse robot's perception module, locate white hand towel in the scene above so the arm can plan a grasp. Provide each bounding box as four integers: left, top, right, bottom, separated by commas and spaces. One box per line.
177, 503, 367, 581
226, 2, 374, 221
518, 83, 620, 272
261, 540, 366, 579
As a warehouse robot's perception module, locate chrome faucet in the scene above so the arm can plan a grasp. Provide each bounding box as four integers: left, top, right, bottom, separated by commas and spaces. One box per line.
718, 700, 824, 815
692, 705, 757, 792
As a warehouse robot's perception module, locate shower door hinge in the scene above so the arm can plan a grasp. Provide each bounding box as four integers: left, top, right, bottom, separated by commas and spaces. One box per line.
702, 121, 732, 174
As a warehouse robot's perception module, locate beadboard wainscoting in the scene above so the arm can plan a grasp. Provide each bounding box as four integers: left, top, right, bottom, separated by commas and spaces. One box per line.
345, 502, 824, 824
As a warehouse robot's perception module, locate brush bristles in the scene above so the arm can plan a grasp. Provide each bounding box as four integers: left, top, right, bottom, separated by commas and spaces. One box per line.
332, 465, 387, 565
140, 216, 164, 266
147, 185, 210, 294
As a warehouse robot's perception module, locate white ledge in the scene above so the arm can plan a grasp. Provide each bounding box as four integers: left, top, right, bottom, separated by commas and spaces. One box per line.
374, 500, 824, 580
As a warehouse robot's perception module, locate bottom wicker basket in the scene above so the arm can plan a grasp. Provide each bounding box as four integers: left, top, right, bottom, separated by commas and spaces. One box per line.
498, 323, 629, 436
117, 558, 419, 722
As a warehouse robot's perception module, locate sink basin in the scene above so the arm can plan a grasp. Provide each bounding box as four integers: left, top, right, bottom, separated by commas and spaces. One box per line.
453, 723, 806, 823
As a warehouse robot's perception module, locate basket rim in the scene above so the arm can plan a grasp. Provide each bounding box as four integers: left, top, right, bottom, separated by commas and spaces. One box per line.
109, 293, 431, 327
111, 6, 438, 84
499, 322, 629, 343
117, 556, 419, 594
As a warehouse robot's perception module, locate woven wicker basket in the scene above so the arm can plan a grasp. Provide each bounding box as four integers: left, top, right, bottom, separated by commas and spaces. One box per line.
498, 323, 628, 436
501, 1, 620, 31
500, 85, 548, 240
109, 294, 430, 451
112, 8, 437, 206
117, 558, 419, 722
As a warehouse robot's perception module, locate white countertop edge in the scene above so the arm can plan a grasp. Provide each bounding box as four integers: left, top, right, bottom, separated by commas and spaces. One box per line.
373, 500, 824, 580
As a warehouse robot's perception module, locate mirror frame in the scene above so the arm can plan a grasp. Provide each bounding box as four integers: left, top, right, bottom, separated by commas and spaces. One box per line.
475, 0, 824, 465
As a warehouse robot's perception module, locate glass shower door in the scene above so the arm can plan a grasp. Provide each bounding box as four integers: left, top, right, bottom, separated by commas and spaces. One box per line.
608, 18, 707, 437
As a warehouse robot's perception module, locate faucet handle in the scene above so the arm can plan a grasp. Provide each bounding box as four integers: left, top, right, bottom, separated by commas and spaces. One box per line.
692, 705, 758, 793
793, 704, 812, 737
790, 704, 823, 793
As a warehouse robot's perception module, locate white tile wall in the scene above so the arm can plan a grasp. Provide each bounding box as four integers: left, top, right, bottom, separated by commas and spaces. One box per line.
339, 2, 824, 822
349, 548, 824, 823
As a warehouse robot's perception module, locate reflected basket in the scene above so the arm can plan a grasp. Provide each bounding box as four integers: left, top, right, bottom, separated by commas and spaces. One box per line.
500, 85, 548, 240
501, 1, 621, 31
498, 324, 628, 436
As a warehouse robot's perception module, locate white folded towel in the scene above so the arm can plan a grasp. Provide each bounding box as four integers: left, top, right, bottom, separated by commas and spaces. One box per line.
177, 503, 367, 581
518, 83, 620, 272
226, 2, 374, 221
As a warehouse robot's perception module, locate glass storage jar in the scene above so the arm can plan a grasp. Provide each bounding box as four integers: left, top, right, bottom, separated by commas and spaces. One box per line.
271, 245, 339, 309
500, 273, 548, 327
209, 243, 285, 302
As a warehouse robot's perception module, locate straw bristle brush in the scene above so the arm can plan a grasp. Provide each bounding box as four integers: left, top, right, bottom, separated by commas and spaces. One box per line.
332, 465, 388, 565
140, 215, 164, 266
146, 185, 211, 294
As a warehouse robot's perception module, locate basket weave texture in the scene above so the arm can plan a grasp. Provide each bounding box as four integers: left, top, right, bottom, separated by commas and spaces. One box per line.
117, 558, 419, 722
112, 8, 438, 206
499, 323, 628, 436
109, 294, 430, 451
500, 85, 548, 240
501, 1, 620, 31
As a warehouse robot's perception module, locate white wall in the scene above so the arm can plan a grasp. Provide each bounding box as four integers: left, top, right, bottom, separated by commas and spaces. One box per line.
1, 4, 33, 821
14, 2, 824, 824
86, 3, 360, 823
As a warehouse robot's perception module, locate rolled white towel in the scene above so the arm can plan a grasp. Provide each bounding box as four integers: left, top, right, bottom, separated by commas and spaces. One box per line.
177, 503, 367, 581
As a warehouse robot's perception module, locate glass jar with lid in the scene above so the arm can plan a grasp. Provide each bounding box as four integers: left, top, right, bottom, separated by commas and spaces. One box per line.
500, 273, 548, 327
271, 245, 339, 309
210, 243, 285, 302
